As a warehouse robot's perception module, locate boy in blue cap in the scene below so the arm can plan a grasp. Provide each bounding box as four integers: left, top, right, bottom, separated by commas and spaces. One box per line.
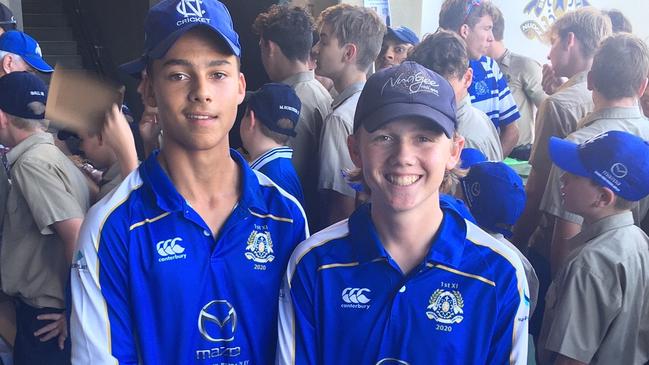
375, 25, 420, 70
539, 131, 649, 365
240, 83, 305, 204
70, 1, 308, 364
277, 61, 530, 364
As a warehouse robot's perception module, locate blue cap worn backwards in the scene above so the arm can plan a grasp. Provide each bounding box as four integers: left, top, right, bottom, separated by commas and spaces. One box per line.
120, 0, 241, 76
549, 131, 649, 201
354, 61, 457, 137
387, 26, 420, 46
247, 83, 301, 137
461, 161, 526, 238
0, 71, 48, 120
0, 31, 52, 73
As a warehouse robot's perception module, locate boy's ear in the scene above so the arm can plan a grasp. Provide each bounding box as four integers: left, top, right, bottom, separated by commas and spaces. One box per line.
462, 67, 473, 89
596, 186, 616, 208
142, 73, 157, 108
347, 133, 362, 169
342, 43, 358, 64
459, 24, 470, 39
248, 109, 257, 129
637, 77, 648, 98
446, 134, 465, 171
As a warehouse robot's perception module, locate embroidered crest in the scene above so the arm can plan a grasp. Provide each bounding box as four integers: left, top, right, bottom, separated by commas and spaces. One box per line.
245, 230, 275, 264
426, 289, 464, 324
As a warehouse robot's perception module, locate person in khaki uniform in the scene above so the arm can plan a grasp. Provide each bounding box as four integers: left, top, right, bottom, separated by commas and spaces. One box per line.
538, 33, 649, 275
0, 72, 89, 365
253, 5, 332, 228
488, 6, 546, 160
539, 130, 649, 365
408, 30, 503, 162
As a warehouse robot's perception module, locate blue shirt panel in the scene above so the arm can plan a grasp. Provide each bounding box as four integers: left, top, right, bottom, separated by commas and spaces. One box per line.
252, 148, 305, 206
289, 204, 522, 364
469, 56, 521, 129
98, 150, 307, 365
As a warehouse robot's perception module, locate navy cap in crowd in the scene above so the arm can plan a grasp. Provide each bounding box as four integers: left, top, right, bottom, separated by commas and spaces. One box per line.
0, 31, 53, 73
120, 0, 241, 76
247, 83, 301, 137
387, 26, 420, 46
460, 147, 487, 169
354, 61, 457, 137
0, 4, 16, 31
549, 131, 649, 201
0, 71, 48, 120
461, 161, 526, 238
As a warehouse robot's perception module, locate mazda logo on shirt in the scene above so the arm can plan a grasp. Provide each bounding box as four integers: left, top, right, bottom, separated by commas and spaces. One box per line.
198, 300, 237, 342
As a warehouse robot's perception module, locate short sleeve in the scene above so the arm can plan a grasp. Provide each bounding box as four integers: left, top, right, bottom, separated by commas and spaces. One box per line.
317, 114, 355, 197
542, 262, 622, 363
12, 157, 84, 234
529, 99, 571, 173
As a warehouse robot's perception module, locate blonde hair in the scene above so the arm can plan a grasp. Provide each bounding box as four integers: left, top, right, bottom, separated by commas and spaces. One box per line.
9, 114, 48, 131
550, 7, 612, 58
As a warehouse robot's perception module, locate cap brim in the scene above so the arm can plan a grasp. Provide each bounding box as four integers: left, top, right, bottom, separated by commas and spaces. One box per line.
119, 56, 147, 78
359, 102, 455, 137
149, 23, 240, 60
24, 55, 53, 73
548, 137, 589, 177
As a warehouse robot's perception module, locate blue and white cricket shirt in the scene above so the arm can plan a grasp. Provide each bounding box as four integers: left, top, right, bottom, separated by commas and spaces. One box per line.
469, 56, 521, 130
250, 146, 305, 206
278, 203, 529, 365
70, 150, 308, 365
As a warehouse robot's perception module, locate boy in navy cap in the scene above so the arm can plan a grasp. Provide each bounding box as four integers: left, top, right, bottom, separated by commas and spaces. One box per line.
0, 30, 53, 76
240, 83, 305, 204
0, 4, 16, 35
375, 25, 420, 70
539, 131, 649, 365
0, 71, 89, 364
70, 1, 308, 364
277, 61, 529, 364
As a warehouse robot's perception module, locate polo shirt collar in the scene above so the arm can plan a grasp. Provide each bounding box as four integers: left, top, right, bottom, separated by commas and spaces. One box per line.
570, 211, 635, 246
498, 48, 512, 68
281, 71, 315, 86
456, 94, 472, 120
6, 131, 53, 166
140, 148, 269, 214
349, 203, 467, 268
580, 106, 644, 128
332, 82, 364, 109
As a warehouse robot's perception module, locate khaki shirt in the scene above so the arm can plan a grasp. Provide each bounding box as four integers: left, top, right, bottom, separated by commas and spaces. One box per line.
97, 161, 122, 201
529, 71, 593, 174
456, 94, 504, 161
538, 212, 649, 364
283, 71, 333, 222
318, 82, 364, 198
1, 132, 89, 309
540, 107, 649, 226
497, 49, 546, 146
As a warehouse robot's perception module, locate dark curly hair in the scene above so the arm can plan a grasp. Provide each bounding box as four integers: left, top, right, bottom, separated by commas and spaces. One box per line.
253, 5, 314, 63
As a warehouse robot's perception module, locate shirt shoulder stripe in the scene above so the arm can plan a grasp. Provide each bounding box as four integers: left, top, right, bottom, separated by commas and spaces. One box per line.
254, 170, 309, 238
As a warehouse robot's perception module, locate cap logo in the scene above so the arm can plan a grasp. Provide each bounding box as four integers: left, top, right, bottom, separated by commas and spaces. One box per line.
610, 163, 628, 179
470, 182, 480, 197
279, 105, 299, 115
35, 44, 42, 57
381, 71, 439, 96
176, 0, 205, 17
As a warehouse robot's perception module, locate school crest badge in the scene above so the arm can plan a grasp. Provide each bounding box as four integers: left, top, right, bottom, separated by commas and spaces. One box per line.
426, 289, 464, 324
245, 230, 275, 264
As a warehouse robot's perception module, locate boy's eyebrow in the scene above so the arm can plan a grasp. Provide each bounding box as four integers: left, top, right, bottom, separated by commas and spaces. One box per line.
161, 59, 233, 68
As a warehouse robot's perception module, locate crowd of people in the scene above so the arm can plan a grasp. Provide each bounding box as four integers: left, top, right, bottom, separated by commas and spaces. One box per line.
0, 0, 648, 364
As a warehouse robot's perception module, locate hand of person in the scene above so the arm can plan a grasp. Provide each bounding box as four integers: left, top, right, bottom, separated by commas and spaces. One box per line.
103, 104, 139, 176
33, 312, 67, 350
541, 63, 563, 95
139, 105, 161, 157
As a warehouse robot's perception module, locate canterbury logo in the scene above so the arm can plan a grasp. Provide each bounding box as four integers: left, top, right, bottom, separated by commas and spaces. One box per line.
342, 288, 371, 304
156, 237, 187, 262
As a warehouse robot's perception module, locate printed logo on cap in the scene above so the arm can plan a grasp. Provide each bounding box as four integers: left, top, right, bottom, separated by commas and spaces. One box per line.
469, 182, 480, 197
176, 0, 211, 27
610, 162, 628, 179
35, 44, 42, 57
278, 104, 299, 115
381, 71, 439, 96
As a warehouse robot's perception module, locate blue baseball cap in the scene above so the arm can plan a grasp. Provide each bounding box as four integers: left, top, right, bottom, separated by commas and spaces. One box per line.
0, 31, 52, 73
461, 161, 526, 237
387, 26, 420, 45
354, 61, 457, 137
0, 71, 48, 120
549, 131, 649, 201
120, 0, 241, 76
460, 148, 487, 168
247, 83, 301, 137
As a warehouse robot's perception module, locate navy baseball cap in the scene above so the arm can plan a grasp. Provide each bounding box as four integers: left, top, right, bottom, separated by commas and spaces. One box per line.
0, 71, 48, 119
354, 61, 457, 137
120, 0, 241, 76
549, 131, 649, 201
0, 4, 16, 30
0, 31, 53, 73
387, 26, 420, 45
460, 147, 487, 168
461, 161, 526, 237
247, 83, 301, 137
